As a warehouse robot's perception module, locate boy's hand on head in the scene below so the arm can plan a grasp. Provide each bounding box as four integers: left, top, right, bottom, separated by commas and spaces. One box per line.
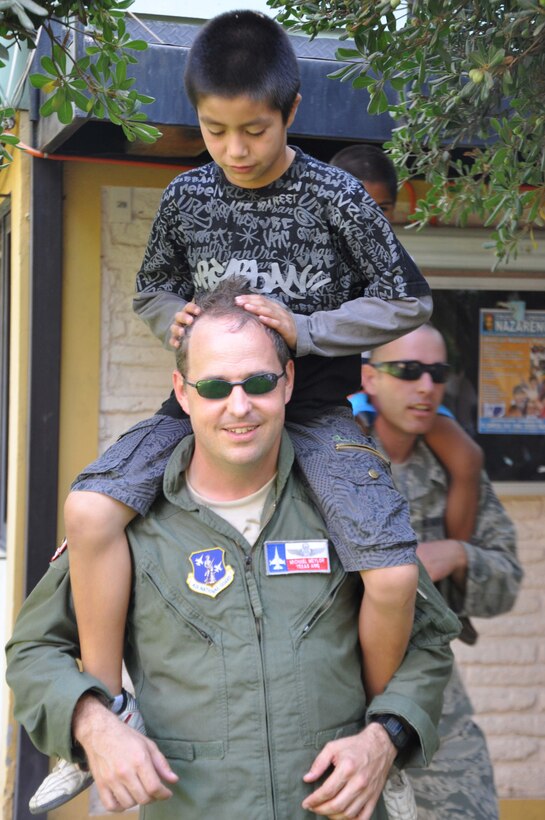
170, 302, 201, 349
235, 294, 297, 351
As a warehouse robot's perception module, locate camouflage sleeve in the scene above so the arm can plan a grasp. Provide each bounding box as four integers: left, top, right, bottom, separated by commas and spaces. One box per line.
440, 471, 522, 618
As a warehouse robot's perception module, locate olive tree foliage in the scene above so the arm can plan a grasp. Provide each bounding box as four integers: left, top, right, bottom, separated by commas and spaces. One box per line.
269, 0, 545, 262
0, 0, 160, 166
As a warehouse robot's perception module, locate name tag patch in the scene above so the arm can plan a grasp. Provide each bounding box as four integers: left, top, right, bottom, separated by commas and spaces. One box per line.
186, 547, 234, 598
265, 540, 330, 575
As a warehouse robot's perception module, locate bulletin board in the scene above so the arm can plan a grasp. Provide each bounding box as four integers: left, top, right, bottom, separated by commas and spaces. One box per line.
431, 289, 545, 482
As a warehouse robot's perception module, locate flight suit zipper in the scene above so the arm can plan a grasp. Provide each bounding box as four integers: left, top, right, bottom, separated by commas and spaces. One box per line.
334, 441, 391, 467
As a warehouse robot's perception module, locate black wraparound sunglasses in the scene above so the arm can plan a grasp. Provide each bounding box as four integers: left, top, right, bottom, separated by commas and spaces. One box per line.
370, 360, 450, 384
184, 371, 286, 399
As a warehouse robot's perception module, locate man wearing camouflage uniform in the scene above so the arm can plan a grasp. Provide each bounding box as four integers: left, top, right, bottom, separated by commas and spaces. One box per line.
361, 324, 522, 820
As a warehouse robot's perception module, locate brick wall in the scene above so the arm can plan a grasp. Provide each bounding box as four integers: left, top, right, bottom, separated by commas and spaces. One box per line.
454, 496, 545, 799
99, 186, 174, 452
100, 185, 545, 800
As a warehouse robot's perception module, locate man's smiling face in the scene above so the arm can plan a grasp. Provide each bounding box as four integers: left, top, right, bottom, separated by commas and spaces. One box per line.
174, 315, 294, 488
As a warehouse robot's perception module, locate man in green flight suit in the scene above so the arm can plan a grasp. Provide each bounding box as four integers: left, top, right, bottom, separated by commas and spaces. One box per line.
6, 281, 459, 819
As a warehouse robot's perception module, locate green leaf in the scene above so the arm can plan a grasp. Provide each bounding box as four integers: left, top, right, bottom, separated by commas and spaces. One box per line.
51, 87, 66, 113
71, 90, 91, 111
116, 60, 127, 84
132, 92, 154, 104
30, 74, 53, 89
39, 96, 57, 117
93, 100, 105, 119
52, 43, 67, 74
368, 88, 389, 115
40, 55, 57, 76
121, 123, 136, 142
57, 99, 74, 125
124, 40, 148, 51
352, 74, 374, 90
0, 133, 20, 146
328, 64, 361, 81
75, 57, 91, 73
488, 48, 505, 68
389, 76, 407, 91
129, 125, 160, 144
335, 47, 361, 59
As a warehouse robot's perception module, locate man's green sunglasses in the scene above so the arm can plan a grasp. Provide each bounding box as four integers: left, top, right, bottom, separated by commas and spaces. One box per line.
184, 370, 286, 399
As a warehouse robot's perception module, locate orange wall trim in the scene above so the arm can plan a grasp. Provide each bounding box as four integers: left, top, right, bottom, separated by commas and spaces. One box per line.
500, 800, 545, 820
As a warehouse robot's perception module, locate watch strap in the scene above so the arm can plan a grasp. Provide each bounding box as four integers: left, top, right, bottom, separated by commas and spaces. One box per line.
370, 714, 412, 752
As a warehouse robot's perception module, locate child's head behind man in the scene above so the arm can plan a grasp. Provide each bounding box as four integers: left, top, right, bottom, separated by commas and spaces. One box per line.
330, 144, 398, 222
184, 10, 302, 190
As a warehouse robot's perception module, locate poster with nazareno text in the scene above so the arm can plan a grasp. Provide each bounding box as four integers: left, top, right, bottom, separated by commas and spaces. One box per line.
478, 308, 545, 434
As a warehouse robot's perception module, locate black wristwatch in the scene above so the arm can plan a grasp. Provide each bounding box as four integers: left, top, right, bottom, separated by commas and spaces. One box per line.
369, 714, 413, 753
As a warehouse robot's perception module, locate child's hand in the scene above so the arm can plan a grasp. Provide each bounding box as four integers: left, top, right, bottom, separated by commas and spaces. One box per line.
234, 294, 297, 350
170, 302, 201, 349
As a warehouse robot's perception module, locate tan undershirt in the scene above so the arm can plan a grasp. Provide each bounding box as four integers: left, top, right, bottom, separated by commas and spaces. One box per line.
186, 474, 276, 547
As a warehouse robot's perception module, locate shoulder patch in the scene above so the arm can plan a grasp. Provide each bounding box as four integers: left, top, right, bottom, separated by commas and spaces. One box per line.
186, 548, 234, 598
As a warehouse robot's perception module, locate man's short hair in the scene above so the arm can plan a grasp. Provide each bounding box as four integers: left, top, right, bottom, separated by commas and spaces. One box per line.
330, 144, 398, 203
184, 10, 300, 122
368, 322, 445, 363
176, 276, 292, 374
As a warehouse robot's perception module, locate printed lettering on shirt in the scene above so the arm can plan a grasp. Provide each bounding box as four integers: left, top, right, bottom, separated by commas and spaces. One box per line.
136, 149, 428, 310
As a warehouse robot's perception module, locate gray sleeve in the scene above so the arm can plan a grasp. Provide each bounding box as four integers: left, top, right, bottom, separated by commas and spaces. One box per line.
294, 294, 433, 357
439, 472, 522, 618
135, 290, 433, 356
133, 291, 188, 350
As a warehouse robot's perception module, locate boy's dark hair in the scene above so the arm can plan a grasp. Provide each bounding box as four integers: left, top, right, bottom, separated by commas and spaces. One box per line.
176, 276, 292, 374
329, 144, 398, 203
184, 10, 300, 122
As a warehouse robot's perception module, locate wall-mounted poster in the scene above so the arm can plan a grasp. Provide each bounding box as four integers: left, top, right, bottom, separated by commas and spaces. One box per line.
479, 307, 545, 435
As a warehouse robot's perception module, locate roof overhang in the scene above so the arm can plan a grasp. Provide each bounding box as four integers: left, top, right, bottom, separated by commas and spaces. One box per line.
31, 20, 395, 159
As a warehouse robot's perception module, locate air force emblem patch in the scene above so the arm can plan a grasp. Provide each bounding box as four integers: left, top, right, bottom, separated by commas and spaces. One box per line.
186, 547, 234, 598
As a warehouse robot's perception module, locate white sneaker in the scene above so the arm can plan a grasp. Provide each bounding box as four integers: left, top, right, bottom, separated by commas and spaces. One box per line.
29, 691, 145, 815
382, 768, 418, 820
